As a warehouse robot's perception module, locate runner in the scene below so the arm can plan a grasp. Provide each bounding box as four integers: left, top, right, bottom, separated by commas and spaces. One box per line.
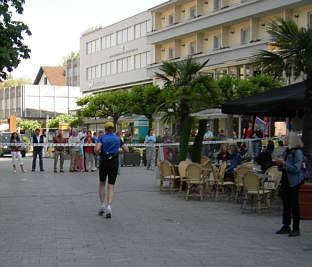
95, 122, 128, 218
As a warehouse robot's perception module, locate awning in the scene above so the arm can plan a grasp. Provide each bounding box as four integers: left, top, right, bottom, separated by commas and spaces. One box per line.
221, 82, 305, 117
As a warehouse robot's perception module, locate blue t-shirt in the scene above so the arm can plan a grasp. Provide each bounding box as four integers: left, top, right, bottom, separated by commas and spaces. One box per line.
97, 134, 122, 154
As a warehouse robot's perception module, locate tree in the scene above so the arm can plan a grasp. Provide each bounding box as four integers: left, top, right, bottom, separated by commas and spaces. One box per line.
155, 57, 219, 161
47, 114, 83, 128
255, 19, 312, 160
17, 119, 40, 132
0, 0, 31, 80
77, 90, 130, 128
190, 119, 207, 163
0, 74, 32, 89
217, 74, 282, 102
61, 51, 80, 67
129, 84, 163, 128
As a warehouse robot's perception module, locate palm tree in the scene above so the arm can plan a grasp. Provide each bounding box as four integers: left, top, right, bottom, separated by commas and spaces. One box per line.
256, 19, 312, 160
155, 57, 219, 161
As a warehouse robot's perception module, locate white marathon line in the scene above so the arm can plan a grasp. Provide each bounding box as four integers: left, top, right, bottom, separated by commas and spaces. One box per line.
0, 137, 281, 148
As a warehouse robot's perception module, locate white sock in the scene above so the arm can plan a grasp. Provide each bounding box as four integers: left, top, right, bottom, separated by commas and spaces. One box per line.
107, 205, 111, 210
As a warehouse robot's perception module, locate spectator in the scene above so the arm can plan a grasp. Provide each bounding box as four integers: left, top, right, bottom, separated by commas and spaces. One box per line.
218, 129, 226, 139
243, 121, 253, 139
145, 129, 156, 170
10, 132, 25, 173
275, 131, 304, 237
232, 130, 238, 139
68, 130, 80, 172
31, 128, 45, 172
217, 145, 230, 162
78, 126, 87, 143
93, 132, 99, 168
162, 128, 174, 143
254, 141, 274, 173
53, 131, 66, 173
252, 125, 263, 158
203, 125, 214, 157
84, 131, 95, 172
224, 145, 242, 181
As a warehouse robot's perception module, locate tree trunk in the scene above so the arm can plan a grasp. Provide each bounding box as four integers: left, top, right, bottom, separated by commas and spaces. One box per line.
178, 116, 193, 162
302, 77, 312, 163
191, 119, 207, 163
147, 116, 153, 129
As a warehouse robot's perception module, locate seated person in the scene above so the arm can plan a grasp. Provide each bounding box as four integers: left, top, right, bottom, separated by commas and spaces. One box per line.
217, 145, 230, 162
224, 145, 242, 181
254, 141, 274, 173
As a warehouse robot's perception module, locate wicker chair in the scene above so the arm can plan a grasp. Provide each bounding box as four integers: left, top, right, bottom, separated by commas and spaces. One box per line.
264, 166, 282, 200
234, 165, 253, 202
178, 159, 191, 192
185, 163, 206, 200
242, 171, 271, 212
159, 160, 180, 192
200, 156, 210, 166
214, 162, 235, 200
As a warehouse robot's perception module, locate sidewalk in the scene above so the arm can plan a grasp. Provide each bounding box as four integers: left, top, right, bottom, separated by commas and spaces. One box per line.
0, 157, 311, 267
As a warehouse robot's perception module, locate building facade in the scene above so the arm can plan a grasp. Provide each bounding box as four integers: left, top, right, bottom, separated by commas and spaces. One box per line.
147, 0, 312, 81
0, 85, 82, 120
66, 57, 80, 87
80, 11, 153, 93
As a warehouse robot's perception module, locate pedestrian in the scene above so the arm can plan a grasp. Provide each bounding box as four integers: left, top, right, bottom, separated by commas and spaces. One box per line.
68, 129, 80, 172
203, 125, 214, 157
95, 122, 128, 218
10, 132, 25, 173
252, 124, 263, 158
275, 131, 304, 237
145, 129, 156, 170
53, 131, 66, 173
84, 131, 95, 172
31, 128, 45, 172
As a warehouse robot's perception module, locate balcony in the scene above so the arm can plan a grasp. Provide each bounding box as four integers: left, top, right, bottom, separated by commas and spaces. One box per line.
147, 39, 268, 76
147, 0, 303, 44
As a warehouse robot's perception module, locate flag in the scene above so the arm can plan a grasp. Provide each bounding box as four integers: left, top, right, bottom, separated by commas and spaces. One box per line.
264, 117, 269, 137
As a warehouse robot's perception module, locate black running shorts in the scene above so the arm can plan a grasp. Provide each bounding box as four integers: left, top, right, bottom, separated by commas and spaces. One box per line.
99, 156, 118, 185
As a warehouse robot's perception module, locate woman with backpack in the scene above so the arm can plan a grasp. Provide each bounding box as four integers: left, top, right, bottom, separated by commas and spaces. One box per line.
275, 131, 304, 237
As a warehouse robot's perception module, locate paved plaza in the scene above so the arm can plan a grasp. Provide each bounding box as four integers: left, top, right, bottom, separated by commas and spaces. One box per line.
0, 156, 311, 267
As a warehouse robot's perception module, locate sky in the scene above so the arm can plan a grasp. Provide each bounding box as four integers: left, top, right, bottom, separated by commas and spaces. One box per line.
11, 0, 166, 81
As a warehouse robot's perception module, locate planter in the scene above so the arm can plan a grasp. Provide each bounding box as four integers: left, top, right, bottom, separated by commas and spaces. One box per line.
121, 152, 140, 167
299, 183, 312, 219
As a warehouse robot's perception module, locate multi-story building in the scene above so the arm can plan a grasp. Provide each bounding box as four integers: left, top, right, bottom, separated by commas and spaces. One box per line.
147, 0, 312, 81
80, 11, 153, 93
66, 58, 80, 87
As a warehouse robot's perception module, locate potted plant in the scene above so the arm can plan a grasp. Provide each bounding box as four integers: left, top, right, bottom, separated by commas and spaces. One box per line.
121, 146, 141, 166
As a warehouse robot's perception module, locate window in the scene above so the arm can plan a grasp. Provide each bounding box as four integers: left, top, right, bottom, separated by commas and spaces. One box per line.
96, 39, 100, 52
308, 12, 312, 28
134, 21, 151, 39
135, 54, 141, 69
96, 65, 100, 78
213, 35, 221, 49
134, 52, 150, 69
101, 63, 106, 77
128, 27, 134, 41
168, 14, 174, 25
135, 24, 141, 39
117, 30, 123, 45
101, 36, 106, 49
44, 77, 48, 85
87, 68, 92, 80
86, 39, 99, 54
111, 33, 116, 46
189, 41, 196, 54
168, 47, 174, 58
117, 59, 123, 73
214, 0, 221, 10
241, 28, 250, 44
189, 6, 196, 18
128, 56, 134, 70
123, 29, 128, 43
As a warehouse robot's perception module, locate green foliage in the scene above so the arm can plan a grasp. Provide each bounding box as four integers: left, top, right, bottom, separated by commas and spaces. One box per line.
17, 119, 40, 132
22, 136, 29, 143
47, 114, 83, 128
217, 74, 283, 102
61, 51, 80, 67
255, 19, 312, 80
178, 116, 193, 162
129, 85, 162, 128
0, 74, 32, 89
191, 119, 207, 163
0, 0, 31, 80
78, 90, 131, 126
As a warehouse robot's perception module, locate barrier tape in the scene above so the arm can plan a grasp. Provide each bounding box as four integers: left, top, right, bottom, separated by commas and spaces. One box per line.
0, 137, 281, 148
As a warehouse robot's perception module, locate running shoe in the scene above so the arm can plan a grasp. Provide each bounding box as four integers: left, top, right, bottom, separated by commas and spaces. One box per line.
106, 206, 112, 219
98, 206, 105, 216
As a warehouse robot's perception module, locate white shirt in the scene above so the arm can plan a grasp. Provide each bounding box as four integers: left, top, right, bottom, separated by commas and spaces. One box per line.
78, 131, 87, 143
204, 130, 213, 139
